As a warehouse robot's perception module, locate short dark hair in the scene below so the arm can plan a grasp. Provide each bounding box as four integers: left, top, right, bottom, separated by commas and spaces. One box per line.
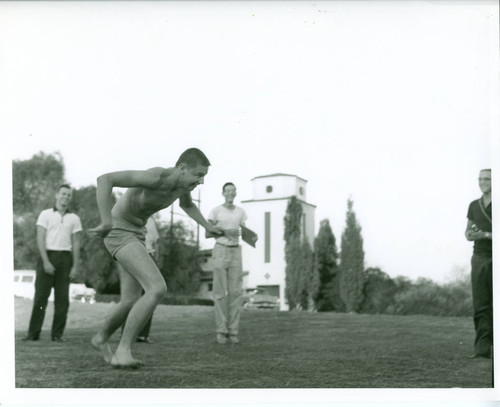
480, 169, 491, 173
58, 184, 72, 192
222, 182, 235, 192
176, 148, 211, 168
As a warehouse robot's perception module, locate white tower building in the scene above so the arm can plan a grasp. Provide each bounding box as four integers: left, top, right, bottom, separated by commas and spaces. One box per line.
241, 173, 316, 310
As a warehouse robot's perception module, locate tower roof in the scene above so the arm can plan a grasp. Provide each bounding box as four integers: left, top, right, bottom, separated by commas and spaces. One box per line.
251, 173, 308, 183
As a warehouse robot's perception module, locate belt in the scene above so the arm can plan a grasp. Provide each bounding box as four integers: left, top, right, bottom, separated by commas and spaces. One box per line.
216, 242, 240, 248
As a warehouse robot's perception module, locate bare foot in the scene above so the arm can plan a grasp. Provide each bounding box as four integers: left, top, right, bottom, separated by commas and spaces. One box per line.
91, 333, 113, 363
110, 353, 144, 369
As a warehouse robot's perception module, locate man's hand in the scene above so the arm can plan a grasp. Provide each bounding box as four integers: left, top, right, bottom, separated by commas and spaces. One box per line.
87, 224, 113, 238
70, 265, 78, 280
43, 260, 55, 275
467, 228, 491, 240
205, 224, 223, 237
224, 228, 240, 239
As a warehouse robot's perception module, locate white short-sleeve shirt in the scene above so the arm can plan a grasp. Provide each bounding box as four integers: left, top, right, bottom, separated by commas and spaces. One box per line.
36, 208, 83, 251
208, 205, 247, 246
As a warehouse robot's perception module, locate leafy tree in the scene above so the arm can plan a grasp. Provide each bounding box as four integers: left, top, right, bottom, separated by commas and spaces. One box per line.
392, 275, 413, 293
339, 198, 365, 312
390, 277, 472, 317
313, 219, 340, 311
284, 196, 304, 310
13, 213, 38, 269
359, 267, 396, 314
158, 220, 202, 294
13, 151, 65, 215
12, 152, 66, 270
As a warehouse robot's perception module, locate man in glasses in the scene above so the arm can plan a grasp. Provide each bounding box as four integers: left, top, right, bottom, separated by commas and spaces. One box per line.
465, 169, 493, 359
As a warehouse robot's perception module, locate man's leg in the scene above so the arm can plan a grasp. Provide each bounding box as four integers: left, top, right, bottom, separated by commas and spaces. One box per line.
51, 251, 72, 340
136, 289, 153, 341
138, 253, 158, 341
25, 258, 53, 340
137, 319, 153, 343
111, 242, 166, 367
227, 248, 243, 342
92, 261, 143, 363
471, 254, 493, 357
212, 245, 229, 343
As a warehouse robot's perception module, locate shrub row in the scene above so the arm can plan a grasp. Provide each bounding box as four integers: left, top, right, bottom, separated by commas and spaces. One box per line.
95, 294, 214, 307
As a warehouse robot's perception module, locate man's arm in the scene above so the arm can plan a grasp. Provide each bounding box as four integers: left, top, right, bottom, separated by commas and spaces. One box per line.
70, 231, 81, 279
88, 168, 164, 237
37, 226, 55, 275
205, 220, 219, 238
465, 219, 492, 241
179, 193, 222, 235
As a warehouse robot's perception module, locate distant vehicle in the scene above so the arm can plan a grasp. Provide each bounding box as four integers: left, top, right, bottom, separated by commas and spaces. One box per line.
242, 288, 279, 310
14, 270, 96, 303
69, 283, 96, 304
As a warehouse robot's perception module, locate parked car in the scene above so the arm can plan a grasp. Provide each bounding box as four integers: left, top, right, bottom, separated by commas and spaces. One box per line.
242, 288, 279, 310
69, 283, 96, 303
13, 270, 96, 303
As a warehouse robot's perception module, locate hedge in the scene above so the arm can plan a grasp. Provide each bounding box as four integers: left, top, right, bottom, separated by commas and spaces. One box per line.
95, 293, 214, 306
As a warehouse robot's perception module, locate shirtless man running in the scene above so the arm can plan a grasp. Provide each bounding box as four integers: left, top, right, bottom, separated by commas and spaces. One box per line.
88, 148, 222, 368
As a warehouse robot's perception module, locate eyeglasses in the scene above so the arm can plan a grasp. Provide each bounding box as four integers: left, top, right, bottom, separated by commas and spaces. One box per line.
478, 178, 491, 181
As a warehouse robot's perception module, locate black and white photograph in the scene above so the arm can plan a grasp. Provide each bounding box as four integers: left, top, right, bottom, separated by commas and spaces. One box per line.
1, 0, 499, 406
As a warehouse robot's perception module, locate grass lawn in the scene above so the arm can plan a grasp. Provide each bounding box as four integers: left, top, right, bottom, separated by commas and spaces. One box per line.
14, 297, 493, 388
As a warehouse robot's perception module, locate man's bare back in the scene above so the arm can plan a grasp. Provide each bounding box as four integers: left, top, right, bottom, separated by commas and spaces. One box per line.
88, 163, 220, 238
112, 168, 193, 226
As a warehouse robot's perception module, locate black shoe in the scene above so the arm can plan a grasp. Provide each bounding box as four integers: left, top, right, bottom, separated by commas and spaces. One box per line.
21, 335, 39, 341
136, 336, 153, 344
52, 337, 65, 343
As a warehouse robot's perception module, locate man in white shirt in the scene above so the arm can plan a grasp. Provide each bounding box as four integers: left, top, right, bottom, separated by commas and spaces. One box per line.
207, 182, 255, 345
23, 184, 82, 342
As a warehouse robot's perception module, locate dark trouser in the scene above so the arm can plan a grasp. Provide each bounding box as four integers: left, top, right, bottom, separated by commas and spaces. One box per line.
27, 251, 72, 339
471, 253, 493, 356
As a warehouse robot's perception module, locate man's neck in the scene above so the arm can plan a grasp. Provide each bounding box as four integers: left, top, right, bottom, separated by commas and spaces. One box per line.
169, 168, 182, 189
223, 202, 235, 210
482, 192, 491, 206
56, 204, 67, 214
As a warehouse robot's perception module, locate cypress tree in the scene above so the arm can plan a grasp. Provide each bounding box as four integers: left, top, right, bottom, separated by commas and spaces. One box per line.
339, 198, 365, 312
284, 196, 304, 310
313, 219, 339, 311
301, 239, 316, 311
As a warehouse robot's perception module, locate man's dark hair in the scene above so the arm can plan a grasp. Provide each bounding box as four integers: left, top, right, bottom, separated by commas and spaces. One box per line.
176, 148, 211, 168
480, 169, 491, 173
58, 184, 72, 191
222, 182, 236, 192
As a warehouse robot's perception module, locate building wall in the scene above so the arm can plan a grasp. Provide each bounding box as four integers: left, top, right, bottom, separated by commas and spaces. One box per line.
241, 174, 315, 310
241, 199, 287, 290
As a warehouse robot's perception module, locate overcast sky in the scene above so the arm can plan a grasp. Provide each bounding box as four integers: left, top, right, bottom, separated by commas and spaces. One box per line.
2, 0, 498, 284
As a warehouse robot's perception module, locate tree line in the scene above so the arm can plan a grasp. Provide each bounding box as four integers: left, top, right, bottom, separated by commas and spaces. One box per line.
283, 196, 473, 317
13, 151, 472, 316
